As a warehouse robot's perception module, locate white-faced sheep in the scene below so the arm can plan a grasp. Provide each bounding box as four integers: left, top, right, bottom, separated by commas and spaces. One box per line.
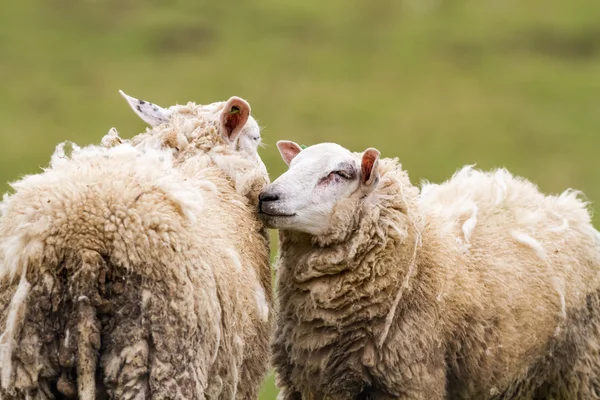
0, 92, 273, 399
259, 141, 600, 399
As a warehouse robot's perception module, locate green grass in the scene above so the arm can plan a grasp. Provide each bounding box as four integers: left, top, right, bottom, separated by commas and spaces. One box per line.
1, 1, 600, 398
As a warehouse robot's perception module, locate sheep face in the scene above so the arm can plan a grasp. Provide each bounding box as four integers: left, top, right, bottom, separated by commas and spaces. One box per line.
119, 90, 262, 162
259, 142, 380, 236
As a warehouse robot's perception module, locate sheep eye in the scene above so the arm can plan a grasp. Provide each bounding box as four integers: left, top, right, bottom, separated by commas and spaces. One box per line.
319, 170, 353, 185
332, 170, 350, 179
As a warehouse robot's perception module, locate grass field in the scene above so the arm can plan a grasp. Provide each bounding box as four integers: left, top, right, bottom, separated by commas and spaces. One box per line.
1, 0, 599, 398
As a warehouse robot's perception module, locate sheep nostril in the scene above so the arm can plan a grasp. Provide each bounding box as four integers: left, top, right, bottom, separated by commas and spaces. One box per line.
259, 191, 280, 203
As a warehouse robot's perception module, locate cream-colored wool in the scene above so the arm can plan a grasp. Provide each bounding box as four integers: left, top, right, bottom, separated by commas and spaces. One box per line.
262, 142, 600, 399
0, 93, 272, 399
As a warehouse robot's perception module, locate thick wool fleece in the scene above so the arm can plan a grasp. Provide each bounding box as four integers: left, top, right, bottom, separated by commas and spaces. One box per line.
0, 105, 272, 399
273, 160, 600, 399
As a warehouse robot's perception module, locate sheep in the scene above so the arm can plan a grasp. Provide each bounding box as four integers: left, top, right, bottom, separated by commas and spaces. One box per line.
0, 92, 273, 399
258, 141, 600, 399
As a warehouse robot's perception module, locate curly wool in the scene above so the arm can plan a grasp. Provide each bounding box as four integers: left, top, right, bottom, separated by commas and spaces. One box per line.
0, 102, 272, 399
273, 159, 600, 399
105, 100, 268, 205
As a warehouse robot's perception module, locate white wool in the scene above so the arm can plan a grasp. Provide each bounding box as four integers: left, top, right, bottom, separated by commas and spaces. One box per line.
461, 203, 478, 243
229, 358, 239, 400
419, 181, 438, 200
402, 166, 588, 346
0, 274, 31, 389
557, 188, 583, 206
421, 167, 516, 212
511, 231, 547, 261
4, 142, 177, 209
0, 235, 24, 281
49, 141, 79, 168
549, 211, 570, 233
387, 221, 408, 240
197, 181, 219, 194
515, 206, 547, 229
0, 194, 9, 218
494, 169, 509, 205
254, 284, 269, 323
155, 178, 205, 224
454, 164, 476, 180
0, 141, 189, 279
420, 168, 527, 249
210, 152, 268, 200
510, 230, 567, 335
552, 276, 567, 336
230, 200, 247, 210
226, 249, 243, 272
1, 238, 43, 283
56, 141, 173, 171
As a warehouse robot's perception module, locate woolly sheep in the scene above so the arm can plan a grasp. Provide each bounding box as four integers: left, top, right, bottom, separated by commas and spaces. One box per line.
0, 92, 272, 399
259, 141, 600, 399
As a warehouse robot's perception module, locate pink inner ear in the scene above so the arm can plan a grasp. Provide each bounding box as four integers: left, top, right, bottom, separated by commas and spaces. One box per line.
221, 98, 250, 141
282, 147, 299, 163
225, 112, 244, 139
361, 150, 379, 184
362, 159, 374, 183
278, 142, 301, 165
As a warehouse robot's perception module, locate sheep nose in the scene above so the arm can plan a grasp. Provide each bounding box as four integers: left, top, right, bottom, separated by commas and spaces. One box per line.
259, 191, 280, 203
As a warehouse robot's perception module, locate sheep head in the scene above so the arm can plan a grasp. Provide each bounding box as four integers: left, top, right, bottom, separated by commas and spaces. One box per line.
119, 91, 261, 159
115, 91, 268, 203
258, 142, 381, 237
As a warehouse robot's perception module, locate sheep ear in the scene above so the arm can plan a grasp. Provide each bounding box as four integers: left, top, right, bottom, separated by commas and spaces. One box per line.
119, 90, 171, 127
220, 96, 251, 143
277, 140, 302, 166
361, 148, 380, 187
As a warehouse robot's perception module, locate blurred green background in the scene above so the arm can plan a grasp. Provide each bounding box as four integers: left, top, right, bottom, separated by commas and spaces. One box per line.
2, 0, 599, 398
